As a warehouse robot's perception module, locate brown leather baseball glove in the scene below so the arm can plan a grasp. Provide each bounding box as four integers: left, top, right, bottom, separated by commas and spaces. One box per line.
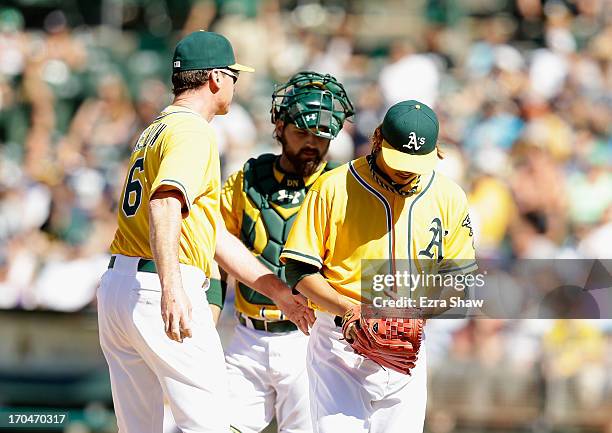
341, 304, 425, 375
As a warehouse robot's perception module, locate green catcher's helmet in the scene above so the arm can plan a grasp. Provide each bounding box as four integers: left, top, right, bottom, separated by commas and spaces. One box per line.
271, 71, 355, 140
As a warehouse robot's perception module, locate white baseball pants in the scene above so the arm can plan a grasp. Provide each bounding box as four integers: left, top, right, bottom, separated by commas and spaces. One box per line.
97, 254, 229, 433
307, 312, 427, 433
225, 323, 311, 433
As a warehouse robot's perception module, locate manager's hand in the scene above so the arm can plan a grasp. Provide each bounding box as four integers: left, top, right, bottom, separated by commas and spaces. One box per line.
161, 287, 193, 342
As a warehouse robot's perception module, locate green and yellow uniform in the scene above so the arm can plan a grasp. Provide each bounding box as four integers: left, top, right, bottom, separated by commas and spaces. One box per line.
110, 105, 220, 275
280, 158, 476, 304
221, 154, 339, 319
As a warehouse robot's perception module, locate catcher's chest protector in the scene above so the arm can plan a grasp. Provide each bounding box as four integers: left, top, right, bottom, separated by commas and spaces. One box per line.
239, 154, 338, 305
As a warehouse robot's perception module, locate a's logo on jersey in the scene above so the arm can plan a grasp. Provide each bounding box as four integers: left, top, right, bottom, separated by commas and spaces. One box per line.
462, 213, 476, 249
402, 132, 426, 151
462, 214, 474, 236
419, 217, 446, 262
304, 113, 317, 121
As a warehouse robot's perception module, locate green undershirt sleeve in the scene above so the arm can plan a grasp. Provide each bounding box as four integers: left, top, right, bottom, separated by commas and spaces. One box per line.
206, 278, 227, 309
284, 258, 320, 293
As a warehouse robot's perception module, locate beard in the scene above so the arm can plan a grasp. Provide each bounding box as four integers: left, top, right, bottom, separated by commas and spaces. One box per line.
279, 133, 330, 177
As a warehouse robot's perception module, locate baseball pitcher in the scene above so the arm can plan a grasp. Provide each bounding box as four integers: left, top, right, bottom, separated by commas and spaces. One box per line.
280, 100, 477, 433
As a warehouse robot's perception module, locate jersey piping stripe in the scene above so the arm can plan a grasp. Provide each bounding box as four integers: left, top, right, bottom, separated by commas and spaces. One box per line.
154, 110, 201, 122
438, 261, 478, 274
348, 161, 393, 273
282, 249, 323, 268
407, 172, 436, 286
156, 179, 191, 210
147, 123, 167, 148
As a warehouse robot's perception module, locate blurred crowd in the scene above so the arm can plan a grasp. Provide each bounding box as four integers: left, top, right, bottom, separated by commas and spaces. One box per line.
0, 0, 611, 428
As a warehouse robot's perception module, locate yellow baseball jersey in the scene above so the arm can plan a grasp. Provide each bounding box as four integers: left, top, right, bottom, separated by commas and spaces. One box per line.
280, 156, 476, 303
110, 105, 220, 275
221, 158, 332, 319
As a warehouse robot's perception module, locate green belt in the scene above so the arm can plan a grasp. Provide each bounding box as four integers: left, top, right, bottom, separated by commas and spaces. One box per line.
108, 256, 157, 273
237, 313, 297, 333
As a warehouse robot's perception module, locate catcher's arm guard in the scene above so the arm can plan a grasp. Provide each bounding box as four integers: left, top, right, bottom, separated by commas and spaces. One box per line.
341, 304, 425, 375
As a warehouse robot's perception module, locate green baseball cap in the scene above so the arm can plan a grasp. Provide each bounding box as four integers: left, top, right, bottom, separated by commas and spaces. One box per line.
380, 100, 439, 174
172, 30, 254, 73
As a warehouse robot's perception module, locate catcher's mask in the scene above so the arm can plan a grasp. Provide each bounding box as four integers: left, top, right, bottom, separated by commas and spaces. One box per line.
271, 71, 355, 140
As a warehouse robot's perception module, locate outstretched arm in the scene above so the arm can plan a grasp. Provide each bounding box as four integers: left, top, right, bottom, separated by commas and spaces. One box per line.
286, 259, 354, 316
215, 225, 315, 334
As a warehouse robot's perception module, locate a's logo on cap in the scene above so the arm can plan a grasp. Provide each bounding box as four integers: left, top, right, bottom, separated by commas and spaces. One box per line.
174, 61, 181, 68
402, 131, 426, 151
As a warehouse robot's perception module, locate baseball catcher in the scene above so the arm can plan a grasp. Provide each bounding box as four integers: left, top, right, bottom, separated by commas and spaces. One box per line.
214, 71, 354, 433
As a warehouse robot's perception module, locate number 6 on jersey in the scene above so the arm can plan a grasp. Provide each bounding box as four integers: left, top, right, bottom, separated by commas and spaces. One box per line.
122, 157, 145, 217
